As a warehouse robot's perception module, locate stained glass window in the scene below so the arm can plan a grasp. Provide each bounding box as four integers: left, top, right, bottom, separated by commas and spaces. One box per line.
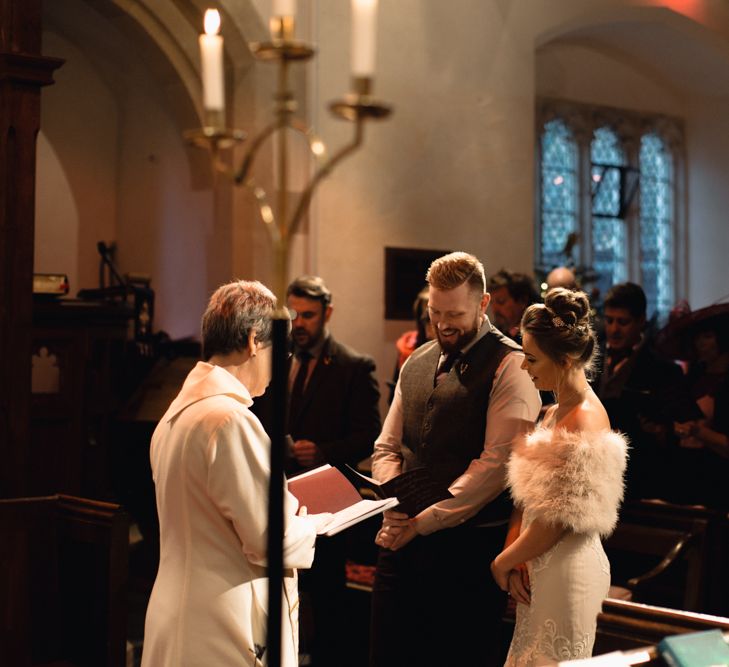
540, 119, 577, 271
537, 103, 679, 322
591, 126, 627, 302
640, 133, 674, 318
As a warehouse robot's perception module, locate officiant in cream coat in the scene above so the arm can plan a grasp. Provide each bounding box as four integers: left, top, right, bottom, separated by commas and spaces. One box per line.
141, 280, 331, 667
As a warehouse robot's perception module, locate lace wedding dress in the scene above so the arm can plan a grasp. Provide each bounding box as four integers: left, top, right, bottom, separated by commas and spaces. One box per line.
503, 427, 628, 667
504, 509, 611, 666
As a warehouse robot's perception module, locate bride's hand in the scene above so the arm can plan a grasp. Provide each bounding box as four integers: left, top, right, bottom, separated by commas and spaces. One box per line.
490, 559, 510, 591
508, 565, 531, 605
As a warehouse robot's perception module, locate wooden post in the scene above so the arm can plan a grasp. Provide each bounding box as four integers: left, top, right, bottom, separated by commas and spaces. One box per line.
0, 0, 63, 498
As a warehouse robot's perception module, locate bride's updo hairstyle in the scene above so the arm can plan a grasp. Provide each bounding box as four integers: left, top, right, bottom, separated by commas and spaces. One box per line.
520, 288, 597, 372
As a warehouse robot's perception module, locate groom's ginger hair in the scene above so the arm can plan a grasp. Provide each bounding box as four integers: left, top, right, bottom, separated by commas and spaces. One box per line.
426, 252, 485, 297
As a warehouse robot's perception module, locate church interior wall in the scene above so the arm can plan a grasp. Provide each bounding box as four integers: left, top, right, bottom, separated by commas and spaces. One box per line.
32, 0, 729, 410
36, 29, 119, 300
536, 38, 729, 311
685, 97, 729, 309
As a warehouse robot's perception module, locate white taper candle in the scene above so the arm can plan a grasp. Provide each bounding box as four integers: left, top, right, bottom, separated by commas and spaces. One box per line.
199, 9, 224, 112
351, 0, 378, 77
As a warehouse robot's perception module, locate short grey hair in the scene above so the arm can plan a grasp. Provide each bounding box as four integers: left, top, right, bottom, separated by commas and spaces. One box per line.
201, 280, 276, 360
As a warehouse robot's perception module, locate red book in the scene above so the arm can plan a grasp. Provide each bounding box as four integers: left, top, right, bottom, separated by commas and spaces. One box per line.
287, 465, 399, 536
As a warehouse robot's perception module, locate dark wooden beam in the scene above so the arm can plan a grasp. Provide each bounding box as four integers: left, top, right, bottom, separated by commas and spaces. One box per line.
0, 0, 63, 498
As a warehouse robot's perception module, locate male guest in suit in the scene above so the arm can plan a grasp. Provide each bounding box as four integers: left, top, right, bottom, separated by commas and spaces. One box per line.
594, 282, 698, 502
370, 252, 541, 667
285, 275, 381, 667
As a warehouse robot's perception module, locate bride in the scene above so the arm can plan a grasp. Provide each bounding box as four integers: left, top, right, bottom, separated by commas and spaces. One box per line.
491, 288, 628, 666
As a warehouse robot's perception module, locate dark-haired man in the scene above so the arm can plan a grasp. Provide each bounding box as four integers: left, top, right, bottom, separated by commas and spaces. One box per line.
370, 252, 541, 667
284, 275, 381, 475
278, 275, 381, 667
594, 282, 698, 501
487, 268, 541, 343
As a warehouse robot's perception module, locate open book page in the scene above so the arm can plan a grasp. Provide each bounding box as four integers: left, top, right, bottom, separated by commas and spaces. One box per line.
320, 498, 399, 536
342, 464, 454, 517
287, 464, 399, 536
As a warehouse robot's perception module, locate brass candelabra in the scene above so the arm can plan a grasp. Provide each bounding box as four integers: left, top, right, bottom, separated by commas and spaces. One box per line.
184, 15, 391, 667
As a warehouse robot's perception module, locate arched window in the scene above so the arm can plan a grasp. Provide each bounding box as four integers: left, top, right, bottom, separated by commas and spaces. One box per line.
640, 132, 674, 318
591, 126, 627, 301
536, 100, 682, 322
539, 119, 578, 271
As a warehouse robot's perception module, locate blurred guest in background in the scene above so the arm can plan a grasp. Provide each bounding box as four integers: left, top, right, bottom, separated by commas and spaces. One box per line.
593, 282, 699, 503
285, 275, 381, 667
659, 302, 729, 509
487, 269, 541, 344
546, 265, 577, 291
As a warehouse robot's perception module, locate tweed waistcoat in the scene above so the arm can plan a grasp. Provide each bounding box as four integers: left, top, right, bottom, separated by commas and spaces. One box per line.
400, 327, 519, 524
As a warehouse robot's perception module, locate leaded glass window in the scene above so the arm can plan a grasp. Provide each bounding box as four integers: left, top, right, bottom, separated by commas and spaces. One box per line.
540, 119, 578, 271
536, 100, 681, 322
591, 126, 627, 301
640, 133, 674, 317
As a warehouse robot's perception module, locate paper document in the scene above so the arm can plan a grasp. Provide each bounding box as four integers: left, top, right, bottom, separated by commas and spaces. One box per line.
287, 465, 399, 537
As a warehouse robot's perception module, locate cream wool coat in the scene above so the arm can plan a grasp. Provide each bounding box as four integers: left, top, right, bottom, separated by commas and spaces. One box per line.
141, 362, 318, 667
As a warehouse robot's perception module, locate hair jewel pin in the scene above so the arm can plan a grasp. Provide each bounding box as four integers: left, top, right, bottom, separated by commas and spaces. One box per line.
552, 316, 567, 328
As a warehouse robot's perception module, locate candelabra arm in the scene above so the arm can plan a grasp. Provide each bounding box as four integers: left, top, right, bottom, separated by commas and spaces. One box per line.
247, 179, 281, 246
290, 118, 329, 166
287, 120, 364, 238
234, 121, 279, 185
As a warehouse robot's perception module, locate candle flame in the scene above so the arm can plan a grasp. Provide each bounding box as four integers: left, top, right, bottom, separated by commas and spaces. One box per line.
204, 9, 221, 35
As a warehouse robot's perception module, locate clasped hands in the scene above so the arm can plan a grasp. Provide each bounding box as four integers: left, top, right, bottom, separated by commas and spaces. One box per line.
490, 559, 531, 606
374, 510, 417, 551
291, 439, 325, 467
674, 420, 701, 440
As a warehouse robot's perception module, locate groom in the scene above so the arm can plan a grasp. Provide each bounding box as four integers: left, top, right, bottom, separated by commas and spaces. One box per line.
369, 252, 541, 667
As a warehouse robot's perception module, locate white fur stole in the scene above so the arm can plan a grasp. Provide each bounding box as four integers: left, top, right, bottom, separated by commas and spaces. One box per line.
507, 427, 628, 537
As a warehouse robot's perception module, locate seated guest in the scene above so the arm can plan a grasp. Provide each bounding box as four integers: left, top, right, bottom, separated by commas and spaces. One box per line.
593, 282, 699, 503
141, 280, 331, 667
662, 303, 729, 509
487, 268, 541, 343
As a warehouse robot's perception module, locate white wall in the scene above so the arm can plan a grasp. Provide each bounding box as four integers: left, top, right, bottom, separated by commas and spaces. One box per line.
35, 0, 729, 403
114, 84, 214, 340
38, 30, 118, 296
39, 21, 218, 340
536, 41, 686, 115
306, 0, 540, 401
686, 97, 729, 307
35, 134, 80, 293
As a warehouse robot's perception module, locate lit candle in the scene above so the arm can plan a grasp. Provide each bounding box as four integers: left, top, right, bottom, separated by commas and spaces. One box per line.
351, 0, 378, 77
272, 0, 296, 17
199, 9, 224, 112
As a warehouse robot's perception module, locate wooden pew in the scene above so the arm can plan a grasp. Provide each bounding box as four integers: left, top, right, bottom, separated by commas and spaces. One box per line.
604, 500, 727, 613
0, 495, 129, 667
595, 598, 729, 656
499, 596, 729, 665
